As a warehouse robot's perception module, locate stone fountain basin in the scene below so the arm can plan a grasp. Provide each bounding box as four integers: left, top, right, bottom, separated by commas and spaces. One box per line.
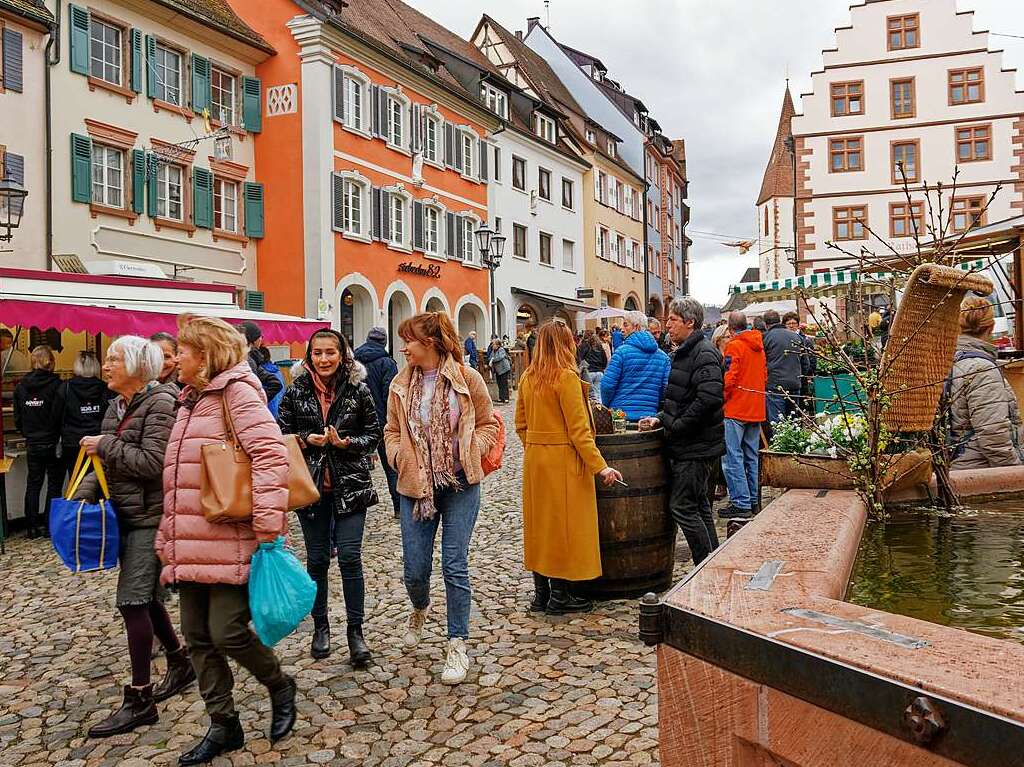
656, 467, 1024, 767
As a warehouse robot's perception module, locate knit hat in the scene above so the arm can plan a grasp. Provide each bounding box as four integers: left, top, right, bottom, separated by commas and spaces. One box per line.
239, 321, 262, 345
366, 327, 387, 345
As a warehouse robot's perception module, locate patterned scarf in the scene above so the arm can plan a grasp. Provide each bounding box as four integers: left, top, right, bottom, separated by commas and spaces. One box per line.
407, 365, 458, 520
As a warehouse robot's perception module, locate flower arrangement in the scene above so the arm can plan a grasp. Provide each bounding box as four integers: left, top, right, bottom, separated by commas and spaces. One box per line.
769, 412, 879, 459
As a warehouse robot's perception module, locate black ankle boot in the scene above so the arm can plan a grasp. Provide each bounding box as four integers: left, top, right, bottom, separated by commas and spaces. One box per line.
347, 624, 372, 668
310, 617, 331, 660
153, 646, 196, 703
529, 573, 551, 613
178, 715, 244, 766
88, 684, 158, 738
546, 581, 593, 616
268, 676, 297, 744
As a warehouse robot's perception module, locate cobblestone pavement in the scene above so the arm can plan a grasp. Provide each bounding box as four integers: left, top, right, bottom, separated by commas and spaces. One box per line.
0, 397, 715, 767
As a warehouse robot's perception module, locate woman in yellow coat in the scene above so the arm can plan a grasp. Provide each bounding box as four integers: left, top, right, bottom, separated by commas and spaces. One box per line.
515, 322, 623, 615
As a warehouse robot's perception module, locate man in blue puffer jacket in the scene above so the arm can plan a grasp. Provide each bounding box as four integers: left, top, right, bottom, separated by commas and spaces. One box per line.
601, 311, 671, 420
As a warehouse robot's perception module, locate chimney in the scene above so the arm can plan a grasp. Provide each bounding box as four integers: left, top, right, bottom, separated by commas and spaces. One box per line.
515, 30, 523, 40
527, 16, 540, 34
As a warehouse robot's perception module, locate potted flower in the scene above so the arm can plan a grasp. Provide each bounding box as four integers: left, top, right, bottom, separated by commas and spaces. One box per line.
611, 409, 627, 433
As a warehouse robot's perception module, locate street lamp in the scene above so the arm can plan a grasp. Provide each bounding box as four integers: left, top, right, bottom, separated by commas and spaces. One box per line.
477, 225, 505, 337
0, 176, 28, 242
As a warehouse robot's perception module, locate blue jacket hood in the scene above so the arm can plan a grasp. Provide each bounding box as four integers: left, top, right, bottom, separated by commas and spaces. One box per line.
625, 330, 659, 353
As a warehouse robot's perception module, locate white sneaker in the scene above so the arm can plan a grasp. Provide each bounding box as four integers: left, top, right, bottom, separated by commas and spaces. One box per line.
441, 638, 470, 685
403, 606, 429, 648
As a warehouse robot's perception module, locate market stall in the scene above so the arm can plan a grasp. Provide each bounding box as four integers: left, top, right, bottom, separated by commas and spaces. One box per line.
0, 268, 328, 544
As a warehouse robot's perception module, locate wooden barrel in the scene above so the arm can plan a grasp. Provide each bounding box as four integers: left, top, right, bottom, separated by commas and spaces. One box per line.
578, 427, 676, 600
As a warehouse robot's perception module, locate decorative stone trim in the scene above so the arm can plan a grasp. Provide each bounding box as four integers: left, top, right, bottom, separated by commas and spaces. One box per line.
83, 119, 138, 150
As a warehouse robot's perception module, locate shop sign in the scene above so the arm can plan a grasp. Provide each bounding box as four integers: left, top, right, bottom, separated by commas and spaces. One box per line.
398, 261, 442, 279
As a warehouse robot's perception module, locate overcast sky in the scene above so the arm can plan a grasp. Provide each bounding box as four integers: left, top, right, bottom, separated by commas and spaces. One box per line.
405, 0, 1024, 304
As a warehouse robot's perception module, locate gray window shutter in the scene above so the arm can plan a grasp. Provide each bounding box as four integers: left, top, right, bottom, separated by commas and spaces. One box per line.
493, 146, 501, 182
454, 215, 464, 260
333, 66, 344, 123
446, 211, 456, 255
479, 141, 488, 182
370, 86, 381, 136
453, 132, 464, 173
377, 90, 389, 139
412, 200, 424, 251
5, 153, 24, 215
410, 104, 420, 151
332, 173, 344, 231
380, 191, 391, 241
3, 28, 23, 92
444, 122, 455, 168
371, 186, 382, 239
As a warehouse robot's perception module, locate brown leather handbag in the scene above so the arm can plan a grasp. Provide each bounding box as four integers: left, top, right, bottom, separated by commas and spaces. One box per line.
201, 391, 320, 523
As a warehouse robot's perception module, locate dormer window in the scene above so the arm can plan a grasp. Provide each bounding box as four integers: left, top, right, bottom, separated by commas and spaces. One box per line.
534, 113, 556, 144
481, 82, 508, 119
586, 129, 596, 144
607, 140, 616, 158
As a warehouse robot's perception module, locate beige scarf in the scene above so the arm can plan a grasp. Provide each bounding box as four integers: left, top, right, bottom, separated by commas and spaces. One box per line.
407, 365, 458, 520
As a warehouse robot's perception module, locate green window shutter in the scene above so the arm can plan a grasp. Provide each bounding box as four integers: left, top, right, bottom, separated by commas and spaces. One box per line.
191, 54, 210, 114
145, 35, 156, 98
131, 150, 146, 213
242, 76, 262, 133
69, 5, 89, 75
146, 154, 158, 217
70, 133, 92, 203
245, 291, 265, 311
193, 167, 213, 229
243, 182, 264, 238
129, 29, 142, 93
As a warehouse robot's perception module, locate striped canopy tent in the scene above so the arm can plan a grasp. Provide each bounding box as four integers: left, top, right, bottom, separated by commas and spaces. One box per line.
727, 259, 987, 301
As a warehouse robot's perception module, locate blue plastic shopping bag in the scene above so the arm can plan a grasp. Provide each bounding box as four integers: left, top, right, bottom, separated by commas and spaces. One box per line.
49, 448, 119, 573
249, 536, 316, 647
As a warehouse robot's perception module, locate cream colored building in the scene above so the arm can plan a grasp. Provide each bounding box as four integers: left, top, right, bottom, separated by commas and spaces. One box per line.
792, 0, 1024, 273
0, 0, 53, 262
48, 0, 273, 298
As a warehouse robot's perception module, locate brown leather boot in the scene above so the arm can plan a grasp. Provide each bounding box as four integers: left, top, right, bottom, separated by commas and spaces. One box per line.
88, 684, 158, 738
153, 646, 196, 703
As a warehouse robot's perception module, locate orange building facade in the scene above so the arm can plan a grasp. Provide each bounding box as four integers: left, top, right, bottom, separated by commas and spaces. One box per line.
230, 0, 499, 349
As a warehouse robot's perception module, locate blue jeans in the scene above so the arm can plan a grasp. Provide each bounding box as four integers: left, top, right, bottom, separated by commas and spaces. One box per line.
767, 391, 796, 424
399, 474, 481, 640
722, 418, 760, 510
298, 494, 366, 625
588, 371, 604, 404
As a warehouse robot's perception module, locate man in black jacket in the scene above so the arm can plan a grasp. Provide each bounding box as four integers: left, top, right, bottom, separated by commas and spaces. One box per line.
238, 321, 283, 405
640, 297, 725, 565
762, 309, 810, 425
353, 327, 400, 515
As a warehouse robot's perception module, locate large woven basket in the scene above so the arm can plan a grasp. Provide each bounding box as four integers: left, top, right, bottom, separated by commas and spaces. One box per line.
880, 263, 992, 431
761, 449, 932, 492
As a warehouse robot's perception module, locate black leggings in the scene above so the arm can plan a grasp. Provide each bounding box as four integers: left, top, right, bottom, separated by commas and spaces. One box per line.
119, 602, 181, 687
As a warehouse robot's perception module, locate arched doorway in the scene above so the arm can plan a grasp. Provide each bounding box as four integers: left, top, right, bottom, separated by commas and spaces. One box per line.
553, 309, 572, 327
516, 302, 539, 337
495, 299, 508, 340
457, 302, 485, 345
425, 296, 445, 313
624, 295, 640, 312
339, 285, 376, 347
387, 291, 414, 364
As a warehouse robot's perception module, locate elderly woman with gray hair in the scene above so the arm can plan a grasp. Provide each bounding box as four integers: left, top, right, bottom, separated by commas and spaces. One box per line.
75, 336, 192, 739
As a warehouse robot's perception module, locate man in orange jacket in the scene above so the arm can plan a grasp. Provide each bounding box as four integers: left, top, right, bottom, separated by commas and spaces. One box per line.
721, 311, 767, 518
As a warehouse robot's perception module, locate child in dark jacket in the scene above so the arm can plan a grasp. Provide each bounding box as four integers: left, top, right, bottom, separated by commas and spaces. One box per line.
13, 345, 65, 538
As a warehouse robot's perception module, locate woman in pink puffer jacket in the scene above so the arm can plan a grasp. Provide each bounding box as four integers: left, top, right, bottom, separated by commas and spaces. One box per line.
155, 316, 295, 766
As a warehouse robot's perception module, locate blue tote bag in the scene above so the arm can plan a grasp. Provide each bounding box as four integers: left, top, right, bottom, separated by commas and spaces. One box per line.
249, 536, 316, 647
49, 448, 119, 573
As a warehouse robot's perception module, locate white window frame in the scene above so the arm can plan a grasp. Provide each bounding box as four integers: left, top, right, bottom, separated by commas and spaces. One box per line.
608, 140, 617, 158
335, 66, 372, 138
461, 215, 480, 265
538, 167, 552, 202
153, 41, 183, 105
457, 126, 480, 182
156, 163, 184, 222
384, 186, 412, 251
423, 203, 445, 257
512, 222, 528, 260
333, 170, 373, 242
213, 177, 238, 233
512, 155, 527, 192
89, 17, 123, 86
383, 89, 410, 152
481, 82, 508, 119
561, 238, 575, 272
210, 65, 237, 126
616, 234, 627, 266
91, 144, 124, 209
534, 113, 556, 144
539, 230, 553, 267
586, 128, 596, 144
561, 177, 574, 210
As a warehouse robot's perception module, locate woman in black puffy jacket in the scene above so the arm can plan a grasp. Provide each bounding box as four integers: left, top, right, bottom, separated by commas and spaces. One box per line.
277, 329, 380, 667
